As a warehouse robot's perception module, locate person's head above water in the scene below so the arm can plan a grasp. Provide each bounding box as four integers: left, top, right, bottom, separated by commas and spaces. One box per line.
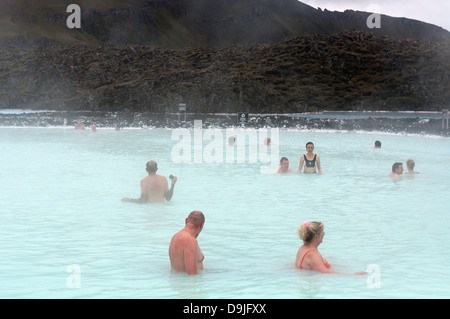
391, 162, 403, 173
185, 210, 205, 239
297, 221, 324, 244
305, 142, 314, 152
295, 220, 367, 275
406, 159, 415, 170
146, 160, 158, 173
186, 210, 205, 229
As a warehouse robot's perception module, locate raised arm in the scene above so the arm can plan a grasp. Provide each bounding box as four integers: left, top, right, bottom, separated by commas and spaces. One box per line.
164, 176, 177, 201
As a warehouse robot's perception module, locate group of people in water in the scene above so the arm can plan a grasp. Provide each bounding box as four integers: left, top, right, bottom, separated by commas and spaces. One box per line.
388, 159, 420, 178
74, 119, 120, 131
374, 140, 420, 178
121, 138, 421, 276
274, 141, 322, 174
275, 140, 419, 179
77, 116, 417, 276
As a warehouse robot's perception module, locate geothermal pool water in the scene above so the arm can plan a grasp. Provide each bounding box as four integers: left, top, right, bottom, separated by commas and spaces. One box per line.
0, 125, 449, 298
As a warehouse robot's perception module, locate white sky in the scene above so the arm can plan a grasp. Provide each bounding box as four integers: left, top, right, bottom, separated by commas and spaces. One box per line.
300, 0, 450, 31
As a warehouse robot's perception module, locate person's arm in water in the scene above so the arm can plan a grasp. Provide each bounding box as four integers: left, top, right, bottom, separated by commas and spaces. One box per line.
297, 156, 304, 173
124, 196, 146, 203
316, 155, 323, 175
121, 180, 148, 203
164, 176, 177, 201
308, 251, 366, 275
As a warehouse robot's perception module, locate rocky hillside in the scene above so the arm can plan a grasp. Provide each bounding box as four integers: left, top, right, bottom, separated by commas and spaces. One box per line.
1, 30, 448, 113
0, 0, 449, 49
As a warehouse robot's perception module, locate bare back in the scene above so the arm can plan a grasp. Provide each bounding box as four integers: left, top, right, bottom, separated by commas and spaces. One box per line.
140, 174, 169, 203
295, 246, 316, 269
169, 230, 204, 274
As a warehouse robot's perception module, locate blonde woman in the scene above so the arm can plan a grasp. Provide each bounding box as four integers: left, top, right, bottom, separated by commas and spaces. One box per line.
405, 159, 420, 174
295, 221, 366, 275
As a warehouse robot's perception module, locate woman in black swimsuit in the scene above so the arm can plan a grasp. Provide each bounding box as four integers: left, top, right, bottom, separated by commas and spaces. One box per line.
297, 142, 323, 174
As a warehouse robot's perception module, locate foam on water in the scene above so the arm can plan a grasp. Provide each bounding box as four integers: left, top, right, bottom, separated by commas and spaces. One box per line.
0, 110, 449, 137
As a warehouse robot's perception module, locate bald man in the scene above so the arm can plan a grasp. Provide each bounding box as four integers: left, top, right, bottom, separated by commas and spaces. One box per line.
122, 160, 177, 203
169, 211, 205, 275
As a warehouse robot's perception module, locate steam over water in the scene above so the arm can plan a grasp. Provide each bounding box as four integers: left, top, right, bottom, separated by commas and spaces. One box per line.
0, 110, 449, 298
0, 110, 448, 137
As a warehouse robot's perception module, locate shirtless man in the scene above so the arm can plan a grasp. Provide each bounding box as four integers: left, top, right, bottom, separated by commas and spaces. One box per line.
122, 160, 177, 203
275, 157, 294, 174
389, 162, 404, 178
298, 142, 323, 174
169, 211, 205, 275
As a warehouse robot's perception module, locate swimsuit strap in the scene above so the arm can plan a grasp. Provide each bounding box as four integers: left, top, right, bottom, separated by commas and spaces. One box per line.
304, 154, 316, 161
299, 250, 311, 268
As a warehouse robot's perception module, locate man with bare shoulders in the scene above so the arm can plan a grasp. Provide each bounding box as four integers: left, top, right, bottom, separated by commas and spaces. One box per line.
389, 162, 404, 178
275, 157, 294, 174
122, 160, 177, 203
169, 211, 205, 275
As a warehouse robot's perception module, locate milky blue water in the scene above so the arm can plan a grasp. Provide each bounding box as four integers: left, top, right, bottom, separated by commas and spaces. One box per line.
0, 126, 449, 298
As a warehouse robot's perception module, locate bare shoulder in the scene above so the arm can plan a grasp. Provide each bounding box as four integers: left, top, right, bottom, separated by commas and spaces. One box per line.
141, 175, 153, 183
140, 177, 149, 187
157, 174, 168, 182
173, 230, 197, 245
